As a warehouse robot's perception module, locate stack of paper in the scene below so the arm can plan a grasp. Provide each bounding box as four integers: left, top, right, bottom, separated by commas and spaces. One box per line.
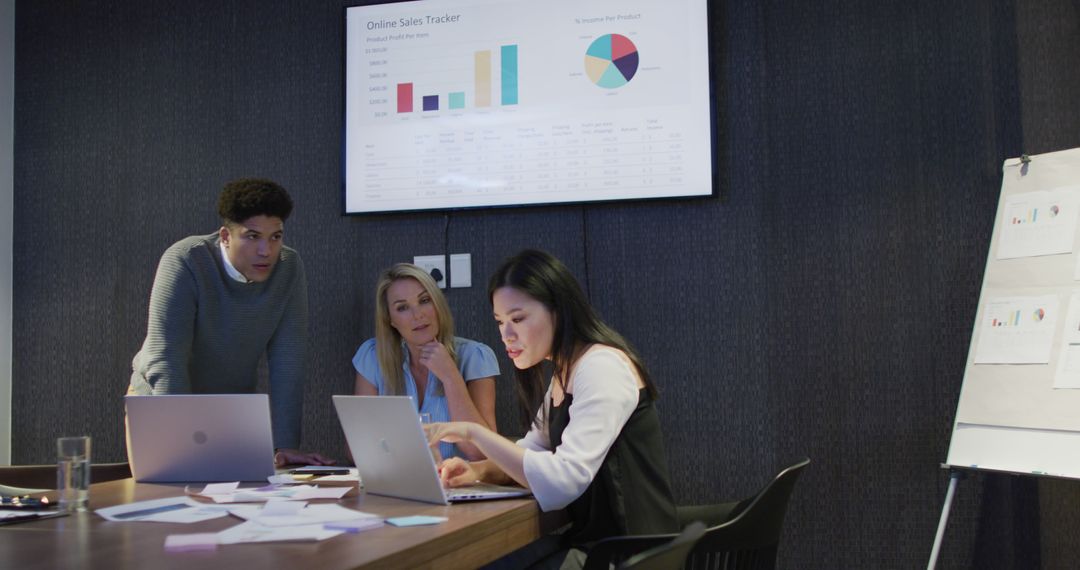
189, 482, 352, 503
97, 497, 231, 523
215, 501, 383, 544
95, 482, 382, 549
268, 468, 360, 486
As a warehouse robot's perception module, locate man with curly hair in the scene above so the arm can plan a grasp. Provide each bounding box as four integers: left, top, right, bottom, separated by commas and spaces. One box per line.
129, 178, 332, 467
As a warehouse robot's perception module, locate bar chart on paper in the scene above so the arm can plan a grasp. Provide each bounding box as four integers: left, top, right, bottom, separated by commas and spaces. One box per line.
973, 295, 1059, 364
344, 0, 715, 213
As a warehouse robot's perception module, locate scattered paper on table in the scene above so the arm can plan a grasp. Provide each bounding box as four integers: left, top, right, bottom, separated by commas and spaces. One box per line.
291, 487, 352, 501
216, 520, 343, 544
261, 500, 305, 517
189, 484, 349, 503
201, 482, 240, 495
164, 533, 219, 552
228, 503, 379, 528
97, 497, 230, 523
325, 518, 384, 533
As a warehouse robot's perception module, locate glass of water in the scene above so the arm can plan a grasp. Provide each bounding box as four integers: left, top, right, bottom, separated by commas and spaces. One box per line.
56, 436, 91, 512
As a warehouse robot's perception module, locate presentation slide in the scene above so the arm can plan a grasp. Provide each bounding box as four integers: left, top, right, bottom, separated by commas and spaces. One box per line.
343, 0, 715, 214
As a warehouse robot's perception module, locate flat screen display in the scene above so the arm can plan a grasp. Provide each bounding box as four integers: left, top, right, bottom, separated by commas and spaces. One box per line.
344, 0, 716, 214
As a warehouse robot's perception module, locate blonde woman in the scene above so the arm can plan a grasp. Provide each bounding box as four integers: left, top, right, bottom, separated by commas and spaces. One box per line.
353, 263, 498, 460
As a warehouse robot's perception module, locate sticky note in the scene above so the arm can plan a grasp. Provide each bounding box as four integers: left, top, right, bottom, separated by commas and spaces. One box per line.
385, 515, 447, 527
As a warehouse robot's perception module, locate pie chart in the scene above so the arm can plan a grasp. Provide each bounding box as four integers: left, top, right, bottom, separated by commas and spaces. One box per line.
585, 34, 639, 89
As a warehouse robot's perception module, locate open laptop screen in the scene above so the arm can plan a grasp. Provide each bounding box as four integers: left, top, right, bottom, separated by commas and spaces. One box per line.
334, 395, 530, 504
125, 394, 276, 483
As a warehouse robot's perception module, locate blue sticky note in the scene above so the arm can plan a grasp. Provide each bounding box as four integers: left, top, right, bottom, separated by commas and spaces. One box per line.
386, 515, 448, 527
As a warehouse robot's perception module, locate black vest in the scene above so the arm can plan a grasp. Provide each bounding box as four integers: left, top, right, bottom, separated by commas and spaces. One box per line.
548, 388, 679, 546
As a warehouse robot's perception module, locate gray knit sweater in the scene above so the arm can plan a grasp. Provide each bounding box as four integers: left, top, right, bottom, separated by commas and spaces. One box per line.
129, 233, 308, 449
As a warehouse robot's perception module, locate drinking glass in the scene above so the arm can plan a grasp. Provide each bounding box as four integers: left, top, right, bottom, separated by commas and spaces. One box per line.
57, 436, 91, 512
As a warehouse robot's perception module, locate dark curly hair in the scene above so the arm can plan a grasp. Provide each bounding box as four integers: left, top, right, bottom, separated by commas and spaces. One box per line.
217, 178, 294, 224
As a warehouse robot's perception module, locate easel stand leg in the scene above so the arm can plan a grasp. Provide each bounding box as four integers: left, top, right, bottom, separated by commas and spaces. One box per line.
928, 470, 963, 570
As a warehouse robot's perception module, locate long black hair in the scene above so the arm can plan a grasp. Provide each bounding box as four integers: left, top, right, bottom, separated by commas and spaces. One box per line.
488, 249, 657, 433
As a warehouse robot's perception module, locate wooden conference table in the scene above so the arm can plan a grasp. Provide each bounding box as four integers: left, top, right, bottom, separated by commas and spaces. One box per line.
0, 478, 555, 570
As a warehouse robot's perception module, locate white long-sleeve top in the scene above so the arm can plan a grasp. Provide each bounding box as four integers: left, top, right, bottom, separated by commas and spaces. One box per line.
516, 346, 642, 512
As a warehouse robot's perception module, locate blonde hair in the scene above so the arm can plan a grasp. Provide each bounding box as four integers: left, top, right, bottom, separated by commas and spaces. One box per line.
374, 263, 458, 396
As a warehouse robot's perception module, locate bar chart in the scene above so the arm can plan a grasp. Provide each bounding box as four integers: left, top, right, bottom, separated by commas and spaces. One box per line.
392, 44, 519, 114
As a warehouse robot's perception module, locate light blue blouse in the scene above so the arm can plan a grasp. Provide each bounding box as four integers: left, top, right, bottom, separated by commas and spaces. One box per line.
352, 336, 499, 459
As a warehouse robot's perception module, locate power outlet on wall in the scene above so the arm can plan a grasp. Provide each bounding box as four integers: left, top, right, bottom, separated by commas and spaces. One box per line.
413, 255, 447, 288
449, 253, 471, 288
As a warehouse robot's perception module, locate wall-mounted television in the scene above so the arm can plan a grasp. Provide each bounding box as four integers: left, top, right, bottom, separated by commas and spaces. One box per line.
343, 0, 716, 214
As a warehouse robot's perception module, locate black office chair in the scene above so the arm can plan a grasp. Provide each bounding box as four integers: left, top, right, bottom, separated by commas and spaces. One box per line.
584, 457, 811, 570
0, 462, 132, 495
616, 521, 708, 570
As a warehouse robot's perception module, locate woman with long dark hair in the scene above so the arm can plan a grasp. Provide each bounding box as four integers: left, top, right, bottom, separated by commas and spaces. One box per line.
427, 250, 678, 565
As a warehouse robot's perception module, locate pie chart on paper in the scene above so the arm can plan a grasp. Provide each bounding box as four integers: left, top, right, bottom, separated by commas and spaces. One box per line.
585, 34, 639, 89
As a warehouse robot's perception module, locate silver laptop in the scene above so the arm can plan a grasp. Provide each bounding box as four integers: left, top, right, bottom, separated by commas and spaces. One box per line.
333, 396, 532, 505
125, 394, 277, 483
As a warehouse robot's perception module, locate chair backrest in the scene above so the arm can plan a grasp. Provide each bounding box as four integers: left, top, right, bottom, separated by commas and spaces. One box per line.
0, 462, 132, 496
0, 465, 55, 492
683, 457, 810, 570
617, 521, 708, 570
90, 462, 132, 484
583, 457, 811, 570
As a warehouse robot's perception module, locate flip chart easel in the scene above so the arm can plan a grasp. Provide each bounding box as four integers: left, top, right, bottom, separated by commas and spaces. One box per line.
930, 147, 1080, 569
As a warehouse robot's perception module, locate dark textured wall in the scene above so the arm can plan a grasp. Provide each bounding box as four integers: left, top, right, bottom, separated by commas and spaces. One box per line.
12, 0, 1080, 568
